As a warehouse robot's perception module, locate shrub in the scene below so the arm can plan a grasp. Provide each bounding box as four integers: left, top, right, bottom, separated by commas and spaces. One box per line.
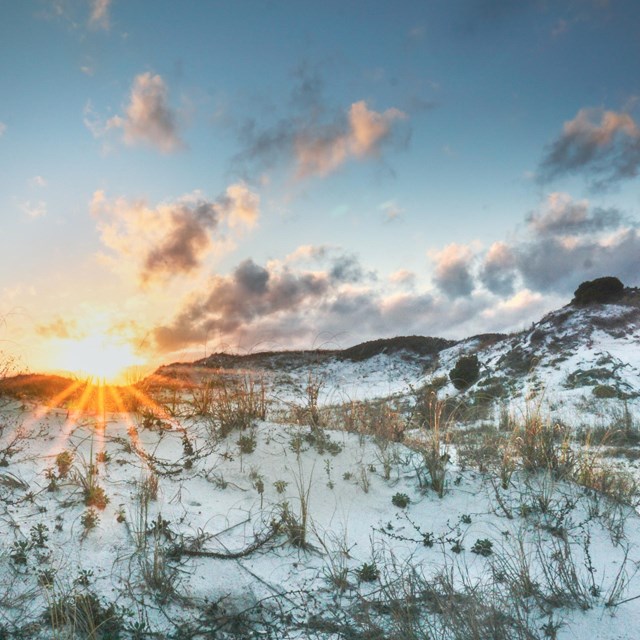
471, 538, 493, 557
449, 355, 480, 390
356, 562, 380, 582
55, 451, 74, 477
84, 484, 109, 510
81, 509, 100, 531
593, 384, 618, 399
572, 277, 624, 306
237, 432, 256, 454
391, 492, 410, 508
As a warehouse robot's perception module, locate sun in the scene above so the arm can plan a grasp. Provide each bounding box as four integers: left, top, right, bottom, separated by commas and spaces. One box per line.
52, 333, 143, 384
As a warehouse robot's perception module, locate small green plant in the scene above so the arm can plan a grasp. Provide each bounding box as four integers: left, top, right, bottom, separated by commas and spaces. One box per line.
356, 562, 380, 582
391, 492, 410, 508
250, 471, 265, 508
55, 450, 74, 477
273, 479, 288, 494
116, 508, 126, 523
75, 569, 94, 587
37, 568, 56, 588
30, 523, 49, 548
237, 432, 257, 454
460, 513, 472, 524
81, 508, 100, 531
471, 538, 493, 557
450, 538, 464, 554
10, 540, 31, 565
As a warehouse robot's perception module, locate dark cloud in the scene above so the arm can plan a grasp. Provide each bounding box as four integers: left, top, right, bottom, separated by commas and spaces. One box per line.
233, 69, 408, 180
154, 258, 336, 351
329, 254, 365, 283
431, 244, 475, 299
515, 229, 640, 294
153, 249, 508, 354
479, 242, 517, 296
527, 195, 625, 236
94, 184, 259, 283
143, 202, 219, 279
538, 108, 640, 189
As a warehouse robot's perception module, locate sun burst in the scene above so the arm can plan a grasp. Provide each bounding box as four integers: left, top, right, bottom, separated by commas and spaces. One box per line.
52, 332, 142, 384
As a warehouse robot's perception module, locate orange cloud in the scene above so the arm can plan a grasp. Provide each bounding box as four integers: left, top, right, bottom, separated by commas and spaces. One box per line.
295, 101, 406, 177
107, 73, 184, 153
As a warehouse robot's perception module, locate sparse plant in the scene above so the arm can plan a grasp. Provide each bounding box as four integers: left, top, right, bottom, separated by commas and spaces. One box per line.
81, 508, 99, 532
237, 431, 256, 454
30, 523, 49, 548
37, 568, 56, 589
391, 492, 410, 508
273, 479, 288, 494
356, 561, 380, 582
409, 392, 454, 497
10, 540, 31, 565
46, 590, 123, 639
471, 538, 493, 556
55, 450, 74, 477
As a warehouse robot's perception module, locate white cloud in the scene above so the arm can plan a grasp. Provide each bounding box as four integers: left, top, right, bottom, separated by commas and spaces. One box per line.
106, 73, 184, 153
0, 122, 6, 137
21, 200, 47, 218
29, 176, 47, 188
89, 0, 111, 30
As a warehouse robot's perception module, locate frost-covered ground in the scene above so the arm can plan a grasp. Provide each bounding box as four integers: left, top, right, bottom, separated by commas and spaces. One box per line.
2, 297, 640, 638
1, 378, 640, 639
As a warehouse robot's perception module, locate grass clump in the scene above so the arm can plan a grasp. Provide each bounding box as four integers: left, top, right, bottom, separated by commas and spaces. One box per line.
391, 492, 410, 508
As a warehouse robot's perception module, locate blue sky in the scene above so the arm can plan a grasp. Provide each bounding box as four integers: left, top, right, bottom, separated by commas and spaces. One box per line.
2, 0, 640, 375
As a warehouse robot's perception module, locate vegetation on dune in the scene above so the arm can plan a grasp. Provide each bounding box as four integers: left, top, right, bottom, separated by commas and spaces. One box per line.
449, 354, 480, 390
572, 276, 625, 306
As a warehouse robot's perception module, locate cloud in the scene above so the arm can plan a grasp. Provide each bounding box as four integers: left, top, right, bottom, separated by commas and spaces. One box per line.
295, 101, 407, 178
154, 259, 333, 351
389, 269, 416, 288
89, 0, 111, 30
538, 108, 640, 188
93, 183, 260, 283
471, 194, 640, 295
526, 192, 624, 236
234, 68, 409, 182
36, 317, 80, 339
430, 243, 475, 298
0, 122, 6, 137
479, 241, 517, 295
152, 246, 516, 355
107, 73, 184, 153
29, 176, 47, 188
380, 200, 404, 222
515, 229, 640, 294
21, 200, 47, 218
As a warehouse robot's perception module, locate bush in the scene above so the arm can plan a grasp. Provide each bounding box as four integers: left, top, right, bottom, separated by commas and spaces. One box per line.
356, 562, 380, 582
572, 277, 624, 306
391, 492, 410, 508
449, 355, 480, 390
592, 384, 618, 399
